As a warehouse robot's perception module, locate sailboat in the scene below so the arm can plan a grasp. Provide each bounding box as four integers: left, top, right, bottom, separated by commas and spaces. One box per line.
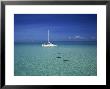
42, 30, 57, 47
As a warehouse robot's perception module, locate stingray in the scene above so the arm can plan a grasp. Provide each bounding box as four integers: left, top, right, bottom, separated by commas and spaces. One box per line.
56, 56, 62, 58
63, 60, 69, 61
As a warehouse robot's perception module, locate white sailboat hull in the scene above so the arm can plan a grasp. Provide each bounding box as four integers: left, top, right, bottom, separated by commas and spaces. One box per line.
42, 43, 57, 47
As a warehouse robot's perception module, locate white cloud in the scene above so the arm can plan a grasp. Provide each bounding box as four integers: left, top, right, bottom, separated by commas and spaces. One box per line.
68, 35, 85, 40
68, 35, 97, 41
74, 35, 81, 39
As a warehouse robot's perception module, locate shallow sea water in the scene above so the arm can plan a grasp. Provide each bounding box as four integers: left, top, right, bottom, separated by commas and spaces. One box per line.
14, 41, 97, 76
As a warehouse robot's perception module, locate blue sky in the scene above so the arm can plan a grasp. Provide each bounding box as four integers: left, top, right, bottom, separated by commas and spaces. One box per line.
14, 14, 97, 42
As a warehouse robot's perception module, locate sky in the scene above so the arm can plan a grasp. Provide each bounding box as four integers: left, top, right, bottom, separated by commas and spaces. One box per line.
14, 14, 97, 42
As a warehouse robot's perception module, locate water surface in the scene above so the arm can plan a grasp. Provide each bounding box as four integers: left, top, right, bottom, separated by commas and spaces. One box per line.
14, 41, 97, 76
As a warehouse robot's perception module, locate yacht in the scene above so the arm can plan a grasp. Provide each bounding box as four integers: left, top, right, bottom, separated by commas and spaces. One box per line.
42, 30, 57, 47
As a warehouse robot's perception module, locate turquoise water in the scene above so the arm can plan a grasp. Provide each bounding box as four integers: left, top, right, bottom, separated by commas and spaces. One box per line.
14, 41, 97, 76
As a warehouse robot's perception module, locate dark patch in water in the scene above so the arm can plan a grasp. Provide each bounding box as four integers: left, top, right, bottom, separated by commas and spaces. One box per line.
56, 56, 62, 58
57, 53, 61, 54
63, 60, 69, 61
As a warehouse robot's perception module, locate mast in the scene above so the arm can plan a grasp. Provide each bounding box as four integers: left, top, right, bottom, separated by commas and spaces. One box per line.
48, 30, 49, 43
